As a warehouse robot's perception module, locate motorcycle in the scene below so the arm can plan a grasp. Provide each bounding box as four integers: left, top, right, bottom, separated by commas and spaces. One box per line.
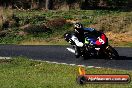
64, 30, 119, 60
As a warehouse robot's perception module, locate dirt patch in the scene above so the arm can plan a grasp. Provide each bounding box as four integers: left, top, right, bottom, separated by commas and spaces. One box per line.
106, 32, 132, 42
46, 18, 66, 28
106, 32, 132, 46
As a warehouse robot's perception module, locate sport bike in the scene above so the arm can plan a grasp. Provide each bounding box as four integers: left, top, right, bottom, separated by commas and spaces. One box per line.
65, 30, 119, 59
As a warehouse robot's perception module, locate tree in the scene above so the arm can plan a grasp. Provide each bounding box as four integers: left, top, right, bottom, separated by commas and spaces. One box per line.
0, 0, 13, 8
45, 0, 49, 10
31, 0, 39, 9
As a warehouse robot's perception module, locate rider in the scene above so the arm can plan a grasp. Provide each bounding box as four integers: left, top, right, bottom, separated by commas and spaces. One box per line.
64, 22, 96, 58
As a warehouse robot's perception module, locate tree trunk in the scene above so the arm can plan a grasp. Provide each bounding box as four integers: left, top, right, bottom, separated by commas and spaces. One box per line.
0, 7, 3, 30
45, 0, 49, 10
31, 0, 38, 9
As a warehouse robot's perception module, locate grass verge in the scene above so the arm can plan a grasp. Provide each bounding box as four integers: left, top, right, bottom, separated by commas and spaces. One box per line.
0, 10, 132, 47
0, 57, 131, 88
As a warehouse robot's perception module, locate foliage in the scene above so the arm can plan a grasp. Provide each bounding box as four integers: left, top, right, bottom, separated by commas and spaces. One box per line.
92, 12, 132, 33
18, 15, 46, 25
0, 30, 25, 44
0, 10, 132, 46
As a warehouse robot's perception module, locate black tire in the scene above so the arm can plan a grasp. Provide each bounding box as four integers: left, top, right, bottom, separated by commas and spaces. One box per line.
105, 45, 119, 59
76, 76, 87, 85
83, 53, 90, 60
82, 44, 91, 60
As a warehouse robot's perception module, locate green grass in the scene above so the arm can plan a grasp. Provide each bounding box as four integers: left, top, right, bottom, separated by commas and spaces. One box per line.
0, 35, 25, 44
15, 10, 116, 26
0, 10, 132, 46
0, 57, 132, 88
126, 42, 132, 47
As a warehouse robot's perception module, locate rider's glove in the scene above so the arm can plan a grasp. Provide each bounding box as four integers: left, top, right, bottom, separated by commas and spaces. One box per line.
76, 42, 83, 47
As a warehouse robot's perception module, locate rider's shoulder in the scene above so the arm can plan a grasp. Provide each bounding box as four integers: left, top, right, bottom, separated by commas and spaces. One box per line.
84, 28, 95, 32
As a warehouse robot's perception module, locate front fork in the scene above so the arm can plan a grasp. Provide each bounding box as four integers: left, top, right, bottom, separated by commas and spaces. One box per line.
83, 44, 96, 56
95, 45, 108, 57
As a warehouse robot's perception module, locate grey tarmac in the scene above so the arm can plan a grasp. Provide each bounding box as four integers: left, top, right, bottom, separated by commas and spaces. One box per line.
0, 45, 131, 70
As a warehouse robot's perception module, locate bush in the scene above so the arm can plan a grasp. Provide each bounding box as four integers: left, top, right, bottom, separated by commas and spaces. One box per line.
0, 31, 25, 44
19, 15, 46, 25
0, 30, 9, 37
91, 13, 132, 33
23, 24, 51, 34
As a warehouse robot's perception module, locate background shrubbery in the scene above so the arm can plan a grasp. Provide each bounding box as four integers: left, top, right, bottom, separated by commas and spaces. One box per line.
92, 12, 132, 33
0, 9, 132, 45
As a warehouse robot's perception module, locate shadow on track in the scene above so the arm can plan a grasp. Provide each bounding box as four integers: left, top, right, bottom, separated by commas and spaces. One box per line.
76, 56, 132, 70
116, 56, 132, 60
83, 56, 132, 60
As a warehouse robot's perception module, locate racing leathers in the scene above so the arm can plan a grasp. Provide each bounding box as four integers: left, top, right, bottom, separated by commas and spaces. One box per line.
64, 28, 96, 58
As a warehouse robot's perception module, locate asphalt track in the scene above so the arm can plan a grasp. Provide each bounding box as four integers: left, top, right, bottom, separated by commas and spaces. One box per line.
0, 45, 132, 70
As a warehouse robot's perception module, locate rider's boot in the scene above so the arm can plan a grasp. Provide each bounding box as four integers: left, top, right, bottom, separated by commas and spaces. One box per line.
74, 45, 81, 58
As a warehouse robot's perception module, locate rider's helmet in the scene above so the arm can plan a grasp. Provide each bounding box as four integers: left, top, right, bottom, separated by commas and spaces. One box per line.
74, 22, 84, 34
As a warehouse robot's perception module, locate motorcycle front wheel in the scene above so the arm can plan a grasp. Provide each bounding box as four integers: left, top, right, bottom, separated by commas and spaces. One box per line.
104, 45, 119, 59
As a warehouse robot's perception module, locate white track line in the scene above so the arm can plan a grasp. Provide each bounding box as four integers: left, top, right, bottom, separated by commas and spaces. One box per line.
43, 60, 102, 69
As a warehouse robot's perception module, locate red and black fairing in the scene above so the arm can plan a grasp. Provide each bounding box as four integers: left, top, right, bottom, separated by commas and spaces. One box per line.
95, 34, 108, 46
84, 31, 109, 57
85, 32, 108, 47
